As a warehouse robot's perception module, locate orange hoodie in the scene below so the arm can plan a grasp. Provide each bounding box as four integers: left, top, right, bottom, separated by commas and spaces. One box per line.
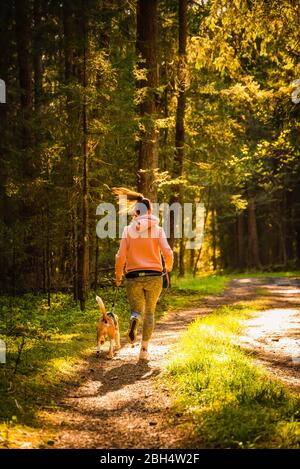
115, 214, 173, 282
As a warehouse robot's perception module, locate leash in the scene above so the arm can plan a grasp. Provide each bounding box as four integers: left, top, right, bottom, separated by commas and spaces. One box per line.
111, 286, 119, 311
162, 270, 170, 288
158, 271, 170, 304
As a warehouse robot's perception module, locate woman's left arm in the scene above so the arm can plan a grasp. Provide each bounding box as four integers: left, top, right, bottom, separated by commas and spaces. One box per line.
159, 227, 174, 272
115, 228, 128, 285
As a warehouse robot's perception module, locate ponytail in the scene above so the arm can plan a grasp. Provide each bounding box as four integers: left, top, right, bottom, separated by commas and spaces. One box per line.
112, 187, 151, 214
112, 187, 144, 202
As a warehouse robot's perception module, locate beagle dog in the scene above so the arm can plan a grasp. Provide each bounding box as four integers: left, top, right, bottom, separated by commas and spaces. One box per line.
96, 296, 121, 358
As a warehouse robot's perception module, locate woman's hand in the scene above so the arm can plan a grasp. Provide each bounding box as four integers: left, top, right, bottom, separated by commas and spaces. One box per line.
115, 278, 122, 287
165, 271, 170, 288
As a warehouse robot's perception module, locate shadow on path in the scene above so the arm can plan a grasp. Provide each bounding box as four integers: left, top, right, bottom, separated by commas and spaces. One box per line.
43, 277, 300, 448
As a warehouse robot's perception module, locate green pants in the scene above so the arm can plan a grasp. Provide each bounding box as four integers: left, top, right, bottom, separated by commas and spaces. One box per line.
125, 276, 163, 341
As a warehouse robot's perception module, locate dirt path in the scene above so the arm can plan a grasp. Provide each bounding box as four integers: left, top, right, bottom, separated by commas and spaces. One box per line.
237, 278, 300, 393
43, 278, 300, 448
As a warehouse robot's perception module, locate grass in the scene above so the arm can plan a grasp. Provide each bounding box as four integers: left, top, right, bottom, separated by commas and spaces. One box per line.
0, 273, 229, 448
228, 270, 300, 278
0, 288, 130, 448
2, 271, 299, 448
256, 288, 270, 296
165, 301, 300, 448
171, 273, 230, 295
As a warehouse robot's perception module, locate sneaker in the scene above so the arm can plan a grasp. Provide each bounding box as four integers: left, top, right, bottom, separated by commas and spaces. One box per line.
127, 312, 140, 344
139, 347, 148, 361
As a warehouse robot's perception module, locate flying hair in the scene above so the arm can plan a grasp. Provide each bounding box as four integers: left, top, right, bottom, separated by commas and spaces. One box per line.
112, 187, 144, 202
112, 187, 151, 214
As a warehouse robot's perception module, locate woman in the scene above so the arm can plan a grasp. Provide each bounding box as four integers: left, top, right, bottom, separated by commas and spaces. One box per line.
113, 187, 173, 361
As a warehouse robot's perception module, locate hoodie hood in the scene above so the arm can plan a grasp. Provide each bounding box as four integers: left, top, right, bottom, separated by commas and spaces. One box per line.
127, 214, 159, 237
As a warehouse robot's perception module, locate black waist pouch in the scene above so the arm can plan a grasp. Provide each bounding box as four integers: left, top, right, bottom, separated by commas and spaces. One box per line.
125, 270, 162, 279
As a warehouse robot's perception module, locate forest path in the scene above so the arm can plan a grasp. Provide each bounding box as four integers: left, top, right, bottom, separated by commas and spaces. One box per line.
44, 278, 300, 448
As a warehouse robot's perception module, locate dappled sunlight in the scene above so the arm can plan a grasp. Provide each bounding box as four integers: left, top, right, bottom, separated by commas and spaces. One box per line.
166, 293, 300, 448
2, 276, 300, 449
213, 354, 229, 363
0, 422, 51, 449
48, 357, 80, 375
51, 333, 81, 344
265, 286, 300, 296
239, 308, 300, 364
236, 278, 253, 284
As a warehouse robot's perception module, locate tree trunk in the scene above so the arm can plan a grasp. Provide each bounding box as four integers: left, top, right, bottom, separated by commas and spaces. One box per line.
178, 237, 185, 277
33, 0, 43, 111
296, 230, 300, 268
63, 0, 79, 293
72, 206, 79, 302
212, 207, 217, 270
15, 0, 32, 110
237, 212, 245, 269
278, 203, 287, 266
293, 186, 300, 267
78, 7, 89, 311
285, 190, 295, 263
169, 0, 188, 252
0, 3, 11, 292
42, 247, 46, 293
247, 198, 261, 269
193, 190, 211, 277
94, 236, 99, 291
63, 0, 74, 83
162, 60, 169, 170
189, 205, 196, 273
15, 0, 33, 175
136, 0, 158, 201
193, 246, 202, 277
46, 213, 51, 308
189, 247, 195, 273
12, 235, 16, 296
174, 0, 187, 182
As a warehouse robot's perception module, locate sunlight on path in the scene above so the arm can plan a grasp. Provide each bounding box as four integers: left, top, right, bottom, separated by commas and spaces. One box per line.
238, 283, 300, 391
239, 308, 300, 363
44, 278, 300, 448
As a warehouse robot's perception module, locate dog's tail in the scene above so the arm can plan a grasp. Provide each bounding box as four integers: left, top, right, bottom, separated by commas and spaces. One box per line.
96, 295, 108, 321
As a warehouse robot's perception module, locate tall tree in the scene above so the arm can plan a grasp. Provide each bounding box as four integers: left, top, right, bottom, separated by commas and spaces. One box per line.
63, 0, 79, 301
77, 3, 89, 311
33, 0, 43, 111
247, 198, 261, 269
169, 0, 188, 277
15, 0, 33, 175
136, 0, 159, 201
